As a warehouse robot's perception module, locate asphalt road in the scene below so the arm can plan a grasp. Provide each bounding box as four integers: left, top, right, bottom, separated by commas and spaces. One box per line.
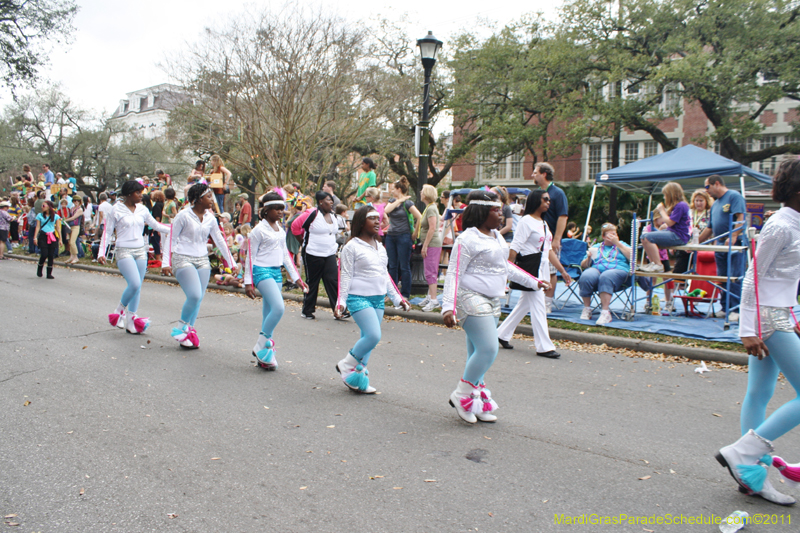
1, 259, 798, 532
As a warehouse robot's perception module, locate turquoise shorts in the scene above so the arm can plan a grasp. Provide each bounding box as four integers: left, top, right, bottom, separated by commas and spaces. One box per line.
253, 266, 283, 287
346, 294, 386, 313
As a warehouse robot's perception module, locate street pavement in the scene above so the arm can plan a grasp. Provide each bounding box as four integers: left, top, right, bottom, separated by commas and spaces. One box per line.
1, 259, 798, 532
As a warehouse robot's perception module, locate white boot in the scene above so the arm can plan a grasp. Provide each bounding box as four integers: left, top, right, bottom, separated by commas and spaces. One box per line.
475, 384, 498, 422
170, 323, 198, 349
254, 336, 277, 371
124, 309, 150, 334
108, 304, 125, 328
336, 353, 376, 393
743, 477, 797, 506
449, 380, 478, 424
717, 429, 774, 493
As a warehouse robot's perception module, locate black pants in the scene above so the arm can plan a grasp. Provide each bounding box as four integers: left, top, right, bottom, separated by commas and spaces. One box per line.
149, 231, 161, 256
302, 252, 338, 316
37, 233, 58, 268
10, 221, 19, 242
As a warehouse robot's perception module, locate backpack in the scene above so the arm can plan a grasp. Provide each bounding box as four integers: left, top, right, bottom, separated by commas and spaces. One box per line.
300, 208, 319, 250
402, 200, 415, 234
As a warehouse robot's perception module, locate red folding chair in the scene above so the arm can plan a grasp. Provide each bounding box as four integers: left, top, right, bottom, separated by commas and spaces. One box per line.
676, 251, 720, 317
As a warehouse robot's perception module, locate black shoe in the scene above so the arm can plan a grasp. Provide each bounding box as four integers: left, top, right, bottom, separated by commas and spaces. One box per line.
537, 350, 561, 359
46, 268, 54, 279
498, 338, 514, 350
335, 311, 351, 321
301, 313, 315, 320
37, 265, 43, 277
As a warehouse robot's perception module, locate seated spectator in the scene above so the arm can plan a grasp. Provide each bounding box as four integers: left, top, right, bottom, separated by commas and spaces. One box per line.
579, 223, 633, 326
215, 264, 244, 288
639, 182, 691, 273
566, 221, 581, 240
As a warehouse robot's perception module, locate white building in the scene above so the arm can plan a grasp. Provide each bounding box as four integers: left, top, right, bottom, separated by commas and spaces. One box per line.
109, 83, 189, 139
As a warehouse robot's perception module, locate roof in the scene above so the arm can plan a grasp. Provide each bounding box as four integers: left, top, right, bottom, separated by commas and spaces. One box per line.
594, 144, 773, 194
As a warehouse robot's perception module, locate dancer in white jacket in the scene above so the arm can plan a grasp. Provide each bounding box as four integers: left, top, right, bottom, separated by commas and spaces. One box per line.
99, 180, 170, 334
162, 183, 235, 349
334, 206, 410, 393
244, 193, 308, 370
441, 191, 543, 423
717, 160, 800, 506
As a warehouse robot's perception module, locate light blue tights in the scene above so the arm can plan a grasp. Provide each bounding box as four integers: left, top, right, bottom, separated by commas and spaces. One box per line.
175, 266, 211, 327
461, 315, 500, 387
257, 278, 285, 339
117, 257, 147, 313
741, 331, 800, 441
350, 307, 385, 366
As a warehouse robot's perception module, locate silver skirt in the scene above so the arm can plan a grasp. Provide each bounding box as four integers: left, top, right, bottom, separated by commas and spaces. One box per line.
759, 306, 795, 341
456, 288, 501, 318
172, 253, 211, 270
115, 245, 148, 261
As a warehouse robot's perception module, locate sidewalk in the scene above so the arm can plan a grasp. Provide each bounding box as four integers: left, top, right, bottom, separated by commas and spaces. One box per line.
6, 253, 747, 365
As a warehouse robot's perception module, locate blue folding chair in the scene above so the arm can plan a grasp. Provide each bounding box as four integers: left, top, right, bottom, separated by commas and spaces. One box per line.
555, 238, 587, 309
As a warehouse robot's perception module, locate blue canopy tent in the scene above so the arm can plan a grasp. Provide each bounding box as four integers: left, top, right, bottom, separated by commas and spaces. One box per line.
584, 144, 773, 235
450, 187, 531, 197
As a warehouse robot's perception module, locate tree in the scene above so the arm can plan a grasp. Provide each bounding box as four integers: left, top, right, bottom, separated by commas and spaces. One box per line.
167, 6, 395, 197
0, 87, 185, 192
0, 0, 78, 92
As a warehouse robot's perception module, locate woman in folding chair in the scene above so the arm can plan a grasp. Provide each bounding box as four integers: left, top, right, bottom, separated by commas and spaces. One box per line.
496, 189, 571, 359
578, 223, 633, 326
716, 159, 800, 506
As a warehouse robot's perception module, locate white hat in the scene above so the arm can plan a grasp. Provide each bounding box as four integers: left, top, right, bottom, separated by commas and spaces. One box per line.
0, 201, 10, 207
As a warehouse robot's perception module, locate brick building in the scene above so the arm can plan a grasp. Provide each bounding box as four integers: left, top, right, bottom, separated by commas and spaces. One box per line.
452, 94, 798, 187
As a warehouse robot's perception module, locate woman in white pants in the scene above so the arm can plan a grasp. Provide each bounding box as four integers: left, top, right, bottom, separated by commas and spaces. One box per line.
497, 189, 571, 358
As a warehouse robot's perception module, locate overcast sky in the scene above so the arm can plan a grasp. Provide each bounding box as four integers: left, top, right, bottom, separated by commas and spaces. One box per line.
42, 0, 560, 130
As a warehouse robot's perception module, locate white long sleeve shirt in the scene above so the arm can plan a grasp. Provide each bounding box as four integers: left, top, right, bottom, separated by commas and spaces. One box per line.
337, 237, 403, 308
739, 207, 800, 338
441, 227, 539, 314
510, 215, 552, 280
162, 208, 233, 268
243, 219, 301, 285
99, 202, 170, 259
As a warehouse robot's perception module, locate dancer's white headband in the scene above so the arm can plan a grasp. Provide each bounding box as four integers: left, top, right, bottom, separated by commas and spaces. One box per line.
366, 212, 380, 218
469, 200, 502, 207
263, 200, 285, 207
193, 188, 214, 204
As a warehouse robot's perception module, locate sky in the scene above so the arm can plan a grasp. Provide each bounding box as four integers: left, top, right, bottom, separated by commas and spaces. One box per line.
41, 0, 561, 130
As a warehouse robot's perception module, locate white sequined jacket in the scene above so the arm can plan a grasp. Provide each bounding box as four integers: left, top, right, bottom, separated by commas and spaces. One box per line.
740, 207, 800, 337
337, 237, 403, 308
441, 227, 539, 314
244, 220, 300, 285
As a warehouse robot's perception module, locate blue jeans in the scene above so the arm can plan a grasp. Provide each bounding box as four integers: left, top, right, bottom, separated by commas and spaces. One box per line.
715, 250, 745, 312
385, 232, 412, 299
642, 230, 685, 247
215, 193, 226, 213
741, 331, 800, 441
578, 267, 630, 298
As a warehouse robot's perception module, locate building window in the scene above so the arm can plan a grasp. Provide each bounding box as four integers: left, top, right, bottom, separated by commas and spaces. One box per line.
644, 141, 658, 158
606, 144, 616, 168
122, 102, 129, 113
588, 144, 603, 177
139, 97, 147, 110
509, 152, 523, 180
625, 142, 639, 164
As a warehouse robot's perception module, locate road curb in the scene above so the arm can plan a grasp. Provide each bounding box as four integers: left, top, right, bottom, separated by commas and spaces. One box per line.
7, 253, 747, 365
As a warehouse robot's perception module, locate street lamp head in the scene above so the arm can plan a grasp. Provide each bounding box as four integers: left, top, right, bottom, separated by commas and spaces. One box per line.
417, 31, 443, 68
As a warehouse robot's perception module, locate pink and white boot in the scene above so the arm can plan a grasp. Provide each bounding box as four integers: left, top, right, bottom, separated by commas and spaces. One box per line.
171, 323, 199, 349
124, 308, 150, 334
449, 380, 481, 424
108, 304, 126, 329
475, 383, 499, 422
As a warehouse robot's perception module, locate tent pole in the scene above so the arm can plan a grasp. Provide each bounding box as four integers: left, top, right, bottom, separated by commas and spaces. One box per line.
584, 184, 597, 240
640, 193, 653, 265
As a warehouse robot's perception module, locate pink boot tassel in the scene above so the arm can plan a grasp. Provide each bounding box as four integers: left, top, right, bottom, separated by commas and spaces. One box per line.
185, 327, 200, 347
480, 390, 499, 412
772, 456, 800, 487
108, 313, 122, 327
133, 316, 150, 333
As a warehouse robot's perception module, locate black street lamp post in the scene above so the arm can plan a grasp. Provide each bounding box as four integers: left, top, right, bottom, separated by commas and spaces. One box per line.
416, 31, 443, 188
